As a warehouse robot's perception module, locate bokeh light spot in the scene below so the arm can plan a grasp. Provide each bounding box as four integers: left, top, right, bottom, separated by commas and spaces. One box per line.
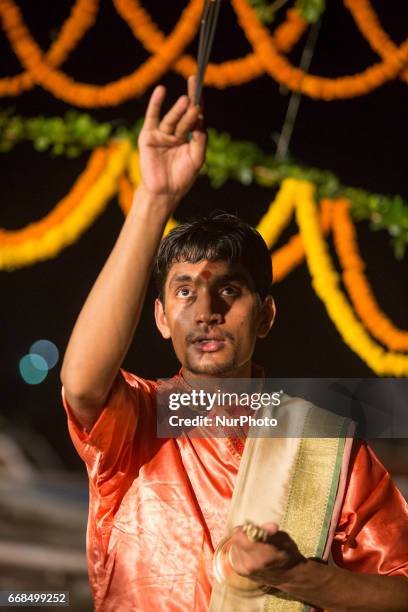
19, 354, 48, 385
29, 339, 59, 369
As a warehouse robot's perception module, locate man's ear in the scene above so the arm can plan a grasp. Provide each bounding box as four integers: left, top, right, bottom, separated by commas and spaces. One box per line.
256, 295, 276, 339
155, 298, 171, 339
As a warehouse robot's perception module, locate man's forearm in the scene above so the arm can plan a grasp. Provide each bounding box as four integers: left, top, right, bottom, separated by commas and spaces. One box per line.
61, 186, 172, 409
277, 559, 408, 611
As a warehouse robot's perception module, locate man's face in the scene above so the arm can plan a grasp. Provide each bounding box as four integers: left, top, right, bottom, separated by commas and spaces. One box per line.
155, 259, 275, 376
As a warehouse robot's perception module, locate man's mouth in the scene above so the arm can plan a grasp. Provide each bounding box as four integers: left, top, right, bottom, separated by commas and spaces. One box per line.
191, 335, 226, 353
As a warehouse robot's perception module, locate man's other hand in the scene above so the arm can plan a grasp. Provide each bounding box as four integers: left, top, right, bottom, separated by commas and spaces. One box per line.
229, 522, 306, 587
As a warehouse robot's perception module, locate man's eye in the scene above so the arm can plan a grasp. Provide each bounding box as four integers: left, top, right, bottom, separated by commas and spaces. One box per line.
177, 287, 193, 297
221, 286, 240, 296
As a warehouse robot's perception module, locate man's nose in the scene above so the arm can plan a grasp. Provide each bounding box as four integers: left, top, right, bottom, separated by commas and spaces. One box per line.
194, 292, 223, 325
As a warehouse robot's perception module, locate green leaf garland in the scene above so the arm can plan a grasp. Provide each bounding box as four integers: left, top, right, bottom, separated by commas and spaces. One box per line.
1, 109, 406, 258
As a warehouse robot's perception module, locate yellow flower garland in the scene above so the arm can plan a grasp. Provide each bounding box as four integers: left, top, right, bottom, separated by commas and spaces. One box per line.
0, 147, 108, 245
0, 140, 131, 269
256, 178, 296, 248
271, 199, 332, 283
1, 146, 407, 375
295, 180, 408, 376
332, 198, 408, 351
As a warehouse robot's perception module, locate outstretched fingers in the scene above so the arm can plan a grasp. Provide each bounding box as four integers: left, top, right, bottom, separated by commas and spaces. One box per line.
144, 85, 166, 131
159, 95, 189, 134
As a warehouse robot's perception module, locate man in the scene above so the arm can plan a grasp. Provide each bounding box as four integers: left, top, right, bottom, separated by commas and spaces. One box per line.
61, 76, 408, 611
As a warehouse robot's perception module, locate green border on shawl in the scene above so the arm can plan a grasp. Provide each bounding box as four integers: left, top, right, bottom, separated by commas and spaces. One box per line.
315, 418, 350, 559
264, 405, 352, 612
300, 418, 350, 612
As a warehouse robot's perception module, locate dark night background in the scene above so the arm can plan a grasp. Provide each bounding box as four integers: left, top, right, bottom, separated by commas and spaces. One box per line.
1, 0, 408, 468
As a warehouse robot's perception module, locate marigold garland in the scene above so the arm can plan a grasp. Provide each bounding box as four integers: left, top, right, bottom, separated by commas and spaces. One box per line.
1, 0, 408, 103
0, 147, 109, 247
0, 140, 131, 269
119, 168, 330, 263
257, 178, 297, 248
120, 169, 332, 280
0, 146, 326, 270
344, 0, 408, 84
0, 0, 99, 96
232, 0, 408, 99
332, 198, 408, 352
1, 155, 407, 373
0, 147, 108, 244
113, 0, 307, 88
255, 179, 334, 281
2, 110, 406, 256
272, 199, 332, 282
127, 148, 141, 188
0, 0, 202, 107
118, 174, 134, 216
295, 180, 408, 376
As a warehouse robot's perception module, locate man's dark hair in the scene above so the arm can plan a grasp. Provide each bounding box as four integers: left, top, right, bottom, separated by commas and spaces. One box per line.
154, 211, 273, 304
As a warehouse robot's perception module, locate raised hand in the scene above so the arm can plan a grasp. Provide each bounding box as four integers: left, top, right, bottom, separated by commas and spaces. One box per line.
137, 75, 207, 211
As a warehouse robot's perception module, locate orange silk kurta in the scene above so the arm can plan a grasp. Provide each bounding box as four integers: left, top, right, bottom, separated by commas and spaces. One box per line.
62, 368, 408, 612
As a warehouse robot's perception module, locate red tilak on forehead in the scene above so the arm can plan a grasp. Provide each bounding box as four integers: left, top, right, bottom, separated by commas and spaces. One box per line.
200, 270, 212, 280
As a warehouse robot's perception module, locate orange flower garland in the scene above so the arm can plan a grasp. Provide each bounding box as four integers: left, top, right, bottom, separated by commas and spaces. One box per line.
0, 0, 202, 106
2, 0, 408, 102
0, 147, 108, 244
113, 0, 307, 88
0, 140, 131, 269
232, 0, 408, 99
296, 180, 408, 376
344, 0, 408, 83
2, 152, 407, 374
0, 0, 99, 96
332, 198, 408, 352
118, 174, 134, 216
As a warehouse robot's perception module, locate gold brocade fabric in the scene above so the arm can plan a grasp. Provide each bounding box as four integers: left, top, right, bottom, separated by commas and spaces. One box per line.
62, 368, 408, 612
209, 398, 351, 612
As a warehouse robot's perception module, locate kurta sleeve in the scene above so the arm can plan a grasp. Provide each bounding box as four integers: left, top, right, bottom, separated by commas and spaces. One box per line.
332, 440, 408, 577
62, 368, 157, 496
